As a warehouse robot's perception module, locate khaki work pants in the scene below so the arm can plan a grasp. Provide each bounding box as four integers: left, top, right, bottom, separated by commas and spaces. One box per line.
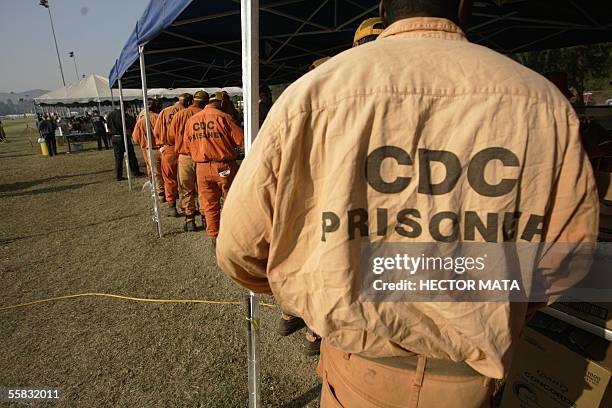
196, 161, 238, 237
317, 341, 493, 408
161, 146, 179, 204
141, 147, 164, 194
178, 154, 197, 217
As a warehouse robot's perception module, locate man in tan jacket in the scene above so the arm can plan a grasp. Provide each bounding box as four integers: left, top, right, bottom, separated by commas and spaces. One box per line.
217, 0, 599, 406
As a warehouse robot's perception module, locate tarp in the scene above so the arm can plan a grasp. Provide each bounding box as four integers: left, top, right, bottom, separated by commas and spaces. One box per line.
35, 74, 142, 106
109, 0, 612, 89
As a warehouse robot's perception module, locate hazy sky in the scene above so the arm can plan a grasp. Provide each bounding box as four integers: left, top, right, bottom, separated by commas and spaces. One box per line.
0, 0, 149, 92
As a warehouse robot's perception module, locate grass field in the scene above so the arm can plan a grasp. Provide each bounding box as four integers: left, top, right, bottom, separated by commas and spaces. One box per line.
0, 118, 320, 407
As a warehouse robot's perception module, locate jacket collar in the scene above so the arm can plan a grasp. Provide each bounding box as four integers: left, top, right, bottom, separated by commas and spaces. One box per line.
379, 17, 467, 42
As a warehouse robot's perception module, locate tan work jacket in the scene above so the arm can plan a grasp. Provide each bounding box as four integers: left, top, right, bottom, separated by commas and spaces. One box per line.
216, 17, 599, 379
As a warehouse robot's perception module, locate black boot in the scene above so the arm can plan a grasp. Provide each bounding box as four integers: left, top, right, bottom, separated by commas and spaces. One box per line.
302, 329, 321, 356
277, 313, 306, 336
184, 218, 197, 232
164, 202, 179, 217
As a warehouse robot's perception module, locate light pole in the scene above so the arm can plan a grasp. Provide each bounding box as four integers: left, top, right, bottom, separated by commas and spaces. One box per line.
68, 51, 80, 81
39, 0, 65, 86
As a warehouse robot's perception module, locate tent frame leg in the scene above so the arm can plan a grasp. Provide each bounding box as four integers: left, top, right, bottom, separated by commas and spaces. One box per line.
241, 0, 261, 407
118, 79, 132, 192
138, 45, 163, 238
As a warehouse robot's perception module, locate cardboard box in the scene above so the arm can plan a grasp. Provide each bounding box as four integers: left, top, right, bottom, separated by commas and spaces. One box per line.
500, 326, 611, 408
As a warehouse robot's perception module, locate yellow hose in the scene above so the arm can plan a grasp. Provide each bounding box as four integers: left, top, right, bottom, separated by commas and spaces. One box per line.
0, 292, 277, 313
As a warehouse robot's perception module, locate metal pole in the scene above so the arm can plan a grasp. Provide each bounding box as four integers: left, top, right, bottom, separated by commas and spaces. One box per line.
245, 293, 261, 408
139, 45, 163, 238
118, 80, 132, 192
110, 87, 116, 110
241, 0, 260, 407
45, 4, 66, 86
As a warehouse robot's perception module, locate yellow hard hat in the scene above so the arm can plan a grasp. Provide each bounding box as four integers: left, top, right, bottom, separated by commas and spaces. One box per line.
210, 91, 224, 102
309, 56, 331, 71
193, 90, 209, 101
353, 17, 384, 47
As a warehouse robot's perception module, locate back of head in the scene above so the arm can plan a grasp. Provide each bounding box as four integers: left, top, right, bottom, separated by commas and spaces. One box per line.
179, 93, 193, 107
147, 99, 161, 114
381, 0, 467, 26
209, 92, 224, 109
193, 90, 209, 107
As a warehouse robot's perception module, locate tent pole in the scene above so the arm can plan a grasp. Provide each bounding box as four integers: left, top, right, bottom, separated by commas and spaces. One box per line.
110, 87, 116, 110
118, 79, 132, 192
241, 0, 261, 407
139, 45, 163, 238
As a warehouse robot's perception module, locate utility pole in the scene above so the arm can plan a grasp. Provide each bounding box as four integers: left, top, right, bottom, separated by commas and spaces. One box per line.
68, 51, 80, 81
39, 0, 66, 86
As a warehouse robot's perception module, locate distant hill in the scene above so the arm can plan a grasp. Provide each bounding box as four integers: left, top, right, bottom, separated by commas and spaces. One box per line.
0, 89, 48, 103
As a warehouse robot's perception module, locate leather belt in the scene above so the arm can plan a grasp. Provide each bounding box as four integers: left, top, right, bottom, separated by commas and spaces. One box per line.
361, 354, 482, 377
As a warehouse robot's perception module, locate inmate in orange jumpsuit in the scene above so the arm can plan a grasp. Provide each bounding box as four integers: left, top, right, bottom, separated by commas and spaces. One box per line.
132, 111, 163, 195
154, 101, 184, 205
184, 104, 244, 237
170, 103, 203, 218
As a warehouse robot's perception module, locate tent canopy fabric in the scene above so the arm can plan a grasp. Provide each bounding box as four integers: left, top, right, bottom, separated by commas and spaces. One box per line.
35, 74, 142, 106
34, 74, 241, 106
109, 0, 612, 89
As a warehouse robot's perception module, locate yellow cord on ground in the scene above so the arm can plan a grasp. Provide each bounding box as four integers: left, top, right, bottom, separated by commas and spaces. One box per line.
0, 292, 277, 313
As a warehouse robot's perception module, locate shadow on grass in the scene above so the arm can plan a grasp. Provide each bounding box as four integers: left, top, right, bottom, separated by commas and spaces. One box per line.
0, 213, 142, 245
1, 181, 101, 198
0, 170, 113, 193
283, 384, 322, 408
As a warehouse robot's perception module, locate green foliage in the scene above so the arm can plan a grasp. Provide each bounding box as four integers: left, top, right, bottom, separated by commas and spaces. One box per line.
512, 43, 612, 92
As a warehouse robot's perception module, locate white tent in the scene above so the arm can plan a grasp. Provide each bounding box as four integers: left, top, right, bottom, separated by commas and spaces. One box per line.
35, 74, 142, 105
35, 75, 242, 106
147, 87, 242, 99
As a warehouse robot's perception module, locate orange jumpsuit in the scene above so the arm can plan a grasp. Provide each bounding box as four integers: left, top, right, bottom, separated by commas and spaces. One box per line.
170, 104, 203, 218
154, 102, 184, 204
132, 111, 163, 194
184, 105, 244, 237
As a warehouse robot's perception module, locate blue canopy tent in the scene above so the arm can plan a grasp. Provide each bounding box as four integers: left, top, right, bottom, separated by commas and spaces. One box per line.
108, 2, 612, 406
109, 0, 612, 89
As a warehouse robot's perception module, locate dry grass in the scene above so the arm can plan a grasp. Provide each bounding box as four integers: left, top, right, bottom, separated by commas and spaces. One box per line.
0, 118, 320, 407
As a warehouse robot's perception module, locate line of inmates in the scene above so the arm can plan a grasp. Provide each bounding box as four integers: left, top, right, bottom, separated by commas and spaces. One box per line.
131, 90, 244, 239
129, 16, 387, 357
